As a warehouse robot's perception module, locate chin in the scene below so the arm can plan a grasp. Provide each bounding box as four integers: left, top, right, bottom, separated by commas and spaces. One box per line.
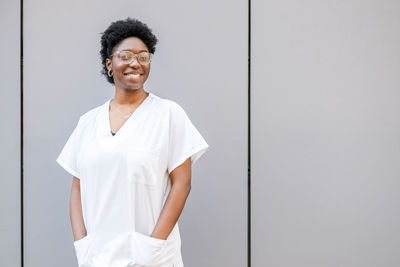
118, 81, 144, 91
127, 85, 144, 91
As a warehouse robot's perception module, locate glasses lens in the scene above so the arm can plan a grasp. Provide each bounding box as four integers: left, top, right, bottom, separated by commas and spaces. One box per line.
118, 51, 133, 62
138, 52, 151, 64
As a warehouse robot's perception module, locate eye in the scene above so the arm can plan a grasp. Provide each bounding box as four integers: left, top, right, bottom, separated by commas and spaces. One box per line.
139, 55, 148, 61
119, 51, 131, 60
139, 52, 150, 62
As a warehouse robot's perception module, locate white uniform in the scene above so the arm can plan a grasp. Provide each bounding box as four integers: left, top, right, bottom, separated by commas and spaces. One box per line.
56, 92, 209, 267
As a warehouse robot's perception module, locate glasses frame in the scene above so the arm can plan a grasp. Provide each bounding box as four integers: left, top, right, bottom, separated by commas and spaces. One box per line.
111, 50, 153, 65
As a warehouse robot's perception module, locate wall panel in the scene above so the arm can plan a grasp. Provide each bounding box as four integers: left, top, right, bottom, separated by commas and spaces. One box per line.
252, 1, 400, 266
24, 1, 247, 266
0, 1, 21, 266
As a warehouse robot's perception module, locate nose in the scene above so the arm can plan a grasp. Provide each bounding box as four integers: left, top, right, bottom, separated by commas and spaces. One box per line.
129, 56, 140, 68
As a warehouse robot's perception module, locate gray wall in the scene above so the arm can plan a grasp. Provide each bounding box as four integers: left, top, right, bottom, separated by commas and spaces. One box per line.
0, 0, 21, 266
252, 1, 400, 266
2, 0, 400, 267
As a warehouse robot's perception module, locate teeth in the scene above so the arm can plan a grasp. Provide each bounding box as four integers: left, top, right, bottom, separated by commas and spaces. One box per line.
126, 74, 141, 78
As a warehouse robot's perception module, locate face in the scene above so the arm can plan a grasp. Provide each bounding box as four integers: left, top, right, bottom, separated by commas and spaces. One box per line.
106, 37, 151, 91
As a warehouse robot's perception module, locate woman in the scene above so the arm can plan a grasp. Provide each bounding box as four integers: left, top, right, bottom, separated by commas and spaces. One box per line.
56, 17, 209, 267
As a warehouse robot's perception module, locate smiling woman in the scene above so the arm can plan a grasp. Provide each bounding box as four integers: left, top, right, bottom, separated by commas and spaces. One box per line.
56, 17, 209, 267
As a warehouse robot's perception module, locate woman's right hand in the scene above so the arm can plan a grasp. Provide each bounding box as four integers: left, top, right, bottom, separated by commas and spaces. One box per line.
73, 233, 92, 267
70, 177, 87, 243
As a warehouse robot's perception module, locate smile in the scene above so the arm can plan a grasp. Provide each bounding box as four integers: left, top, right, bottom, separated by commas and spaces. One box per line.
124, 73, 142, 78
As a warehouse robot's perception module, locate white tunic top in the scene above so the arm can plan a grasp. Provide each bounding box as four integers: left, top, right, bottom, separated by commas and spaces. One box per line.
56, 92, 209, 267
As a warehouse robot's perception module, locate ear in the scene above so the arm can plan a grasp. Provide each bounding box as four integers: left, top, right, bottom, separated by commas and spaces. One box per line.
106, 58, 112, 70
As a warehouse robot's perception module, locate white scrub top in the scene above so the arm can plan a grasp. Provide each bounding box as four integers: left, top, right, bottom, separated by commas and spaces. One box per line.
56, 91, 209, 267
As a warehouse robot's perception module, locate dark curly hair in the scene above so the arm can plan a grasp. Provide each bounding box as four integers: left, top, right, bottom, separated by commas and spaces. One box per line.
100, 17, 158, 84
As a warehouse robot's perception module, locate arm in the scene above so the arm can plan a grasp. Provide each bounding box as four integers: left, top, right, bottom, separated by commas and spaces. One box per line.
70, 176, 87, 241
150, 157, 192, 240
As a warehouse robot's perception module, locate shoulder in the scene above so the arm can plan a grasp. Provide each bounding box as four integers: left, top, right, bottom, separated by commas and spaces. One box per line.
150, 93, 187, 116
77, 101, 106, 127
150, 94, 194, 131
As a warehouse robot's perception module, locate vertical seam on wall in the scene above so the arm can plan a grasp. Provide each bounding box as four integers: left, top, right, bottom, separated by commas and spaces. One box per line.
248, 0, 251, 266
20, 0, 24, 265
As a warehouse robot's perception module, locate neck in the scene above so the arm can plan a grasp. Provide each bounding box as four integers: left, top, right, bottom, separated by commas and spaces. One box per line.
112, 86, 149, 106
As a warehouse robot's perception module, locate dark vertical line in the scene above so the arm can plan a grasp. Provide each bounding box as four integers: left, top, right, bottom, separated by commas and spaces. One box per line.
20, 0, 24, 266
248, 0, 251, 266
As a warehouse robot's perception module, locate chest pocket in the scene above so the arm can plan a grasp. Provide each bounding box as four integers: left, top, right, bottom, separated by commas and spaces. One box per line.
126, 148, 161, 186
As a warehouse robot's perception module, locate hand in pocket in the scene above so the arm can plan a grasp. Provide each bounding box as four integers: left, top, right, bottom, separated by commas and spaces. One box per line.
131, 231, 167, 266
73, 234, 92, 267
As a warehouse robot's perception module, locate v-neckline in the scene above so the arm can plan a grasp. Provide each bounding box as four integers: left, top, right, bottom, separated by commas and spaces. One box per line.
106, 92, 152, 137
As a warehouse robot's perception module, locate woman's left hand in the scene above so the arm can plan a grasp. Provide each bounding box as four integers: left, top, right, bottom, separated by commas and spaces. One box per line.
131, 231, 168, 266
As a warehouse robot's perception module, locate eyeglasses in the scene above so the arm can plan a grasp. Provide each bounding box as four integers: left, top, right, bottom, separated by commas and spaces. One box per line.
111, 50, 153, 65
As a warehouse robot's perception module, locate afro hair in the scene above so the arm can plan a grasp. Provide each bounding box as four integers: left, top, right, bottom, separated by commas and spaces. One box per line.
100, 17, 158, 84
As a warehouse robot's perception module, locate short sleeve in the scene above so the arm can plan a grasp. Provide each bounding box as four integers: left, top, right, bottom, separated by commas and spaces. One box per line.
56, 117, 82, 179
167, 102, 209, 174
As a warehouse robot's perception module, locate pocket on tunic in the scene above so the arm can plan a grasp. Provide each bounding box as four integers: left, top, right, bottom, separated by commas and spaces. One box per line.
131, 231, 168, 266
127, 148, 161, 186
73, 233, 92, 266
133, 230, 167, 249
